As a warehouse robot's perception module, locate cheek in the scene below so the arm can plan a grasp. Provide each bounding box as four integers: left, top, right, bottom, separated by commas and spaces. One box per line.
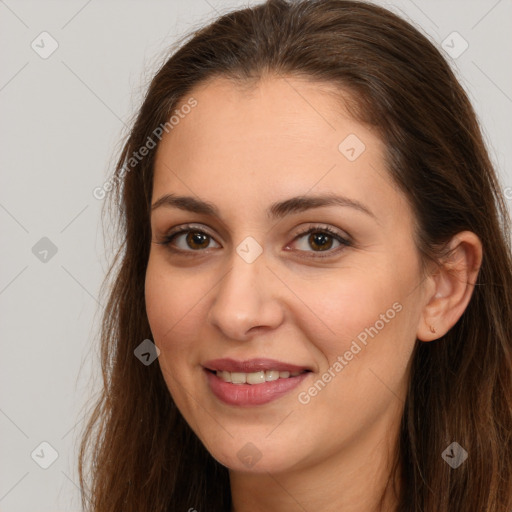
144, 259, 206, 416
291, 261, 419, 431
297, 260, 418, 398
144, 256, 222, 386
295, 268, 400, 361
145, 257, 204, 345
292, 273, 414, 441
145, 260, 196, 384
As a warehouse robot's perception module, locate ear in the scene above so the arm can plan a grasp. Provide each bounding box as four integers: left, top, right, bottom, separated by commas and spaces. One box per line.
416, 231, 482, 342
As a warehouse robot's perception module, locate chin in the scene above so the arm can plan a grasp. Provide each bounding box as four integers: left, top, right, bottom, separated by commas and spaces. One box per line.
204, 435, 304, 474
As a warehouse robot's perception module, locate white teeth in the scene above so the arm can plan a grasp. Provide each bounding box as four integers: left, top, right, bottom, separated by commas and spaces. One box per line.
215, 369, 305, 384
230, 372, 246, 384
220, 370, 231, 383
246, 371, 266, 384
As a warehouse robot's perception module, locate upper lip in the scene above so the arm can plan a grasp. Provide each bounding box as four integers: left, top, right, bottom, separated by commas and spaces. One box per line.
203, 358, 312, 373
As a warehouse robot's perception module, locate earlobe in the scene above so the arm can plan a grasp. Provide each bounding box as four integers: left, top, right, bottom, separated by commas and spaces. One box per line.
416, 231, 482, 342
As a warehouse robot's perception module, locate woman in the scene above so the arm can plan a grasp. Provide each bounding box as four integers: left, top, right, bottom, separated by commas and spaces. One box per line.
79, 1, 512, 511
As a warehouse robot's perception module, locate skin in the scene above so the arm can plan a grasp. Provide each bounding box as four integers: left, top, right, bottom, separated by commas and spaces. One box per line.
145, 75, 482, 512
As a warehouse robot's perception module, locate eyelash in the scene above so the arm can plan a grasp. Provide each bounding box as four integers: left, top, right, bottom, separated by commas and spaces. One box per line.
155, 223, 352, 259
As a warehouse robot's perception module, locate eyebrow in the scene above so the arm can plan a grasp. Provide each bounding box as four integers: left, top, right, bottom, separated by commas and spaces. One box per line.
151, 193, 375, 220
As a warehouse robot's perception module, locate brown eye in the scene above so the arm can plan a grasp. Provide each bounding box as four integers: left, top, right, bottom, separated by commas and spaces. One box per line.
289, 225, 351, 258
184, 231, 211, 250
158, 226, 220, 253
307, 232, 334, 251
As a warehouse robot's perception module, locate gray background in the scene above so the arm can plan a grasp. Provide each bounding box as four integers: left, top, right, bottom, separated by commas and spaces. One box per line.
0, 1, 511, 511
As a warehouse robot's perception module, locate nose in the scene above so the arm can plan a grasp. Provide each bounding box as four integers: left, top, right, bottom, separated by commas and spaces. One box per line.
207, 244, 285, 341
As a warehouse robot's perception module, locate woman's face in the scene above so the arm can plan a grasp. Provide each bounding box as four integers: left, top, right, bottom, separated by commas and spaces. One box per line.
145, 75, 429, 474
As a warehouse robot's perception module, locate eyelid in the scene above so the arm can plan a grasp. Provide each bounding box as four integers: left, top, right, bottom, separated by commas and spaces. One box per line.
291, 223, 351, 243
165, 223, 216, 239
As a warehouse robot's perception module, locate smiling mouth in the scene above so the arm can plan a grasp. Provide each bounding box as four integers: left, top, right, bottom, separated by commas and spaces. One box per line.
206, 368, 311, 385
204, 367, 312, 406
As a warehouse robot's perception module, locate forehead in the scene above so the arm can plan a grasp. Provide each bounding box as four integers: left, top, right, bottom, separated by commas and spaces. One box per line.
158, 74, 358, 158
152, 75, 409, 225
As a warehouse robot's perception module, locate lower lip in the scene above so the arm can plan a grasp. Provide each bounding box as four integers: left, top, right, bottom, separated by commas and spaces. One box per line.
205, 369, 311, 406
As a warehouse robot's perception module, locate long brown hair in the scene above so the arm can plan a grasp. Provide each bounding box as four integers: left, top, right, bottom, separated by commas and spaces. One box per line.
78, 1, 512, 510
